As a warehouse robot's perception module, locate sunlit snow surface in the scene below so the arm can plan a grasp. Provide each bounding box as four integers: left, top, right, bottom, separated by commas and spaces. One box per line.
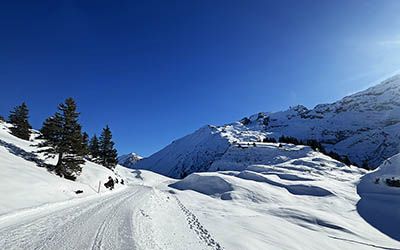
0, 118, 400, 248
136, 75, 400, 177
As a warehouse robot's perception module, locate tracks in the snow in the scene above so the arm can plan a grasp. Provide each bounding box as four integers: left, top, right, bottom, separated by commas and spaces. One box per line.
0, 185, 224, 250
174, 195, 224, 250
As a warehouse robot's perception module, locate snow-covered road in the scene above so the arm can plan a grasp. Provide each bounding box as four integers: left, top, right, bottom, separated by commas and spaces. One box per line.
0, 185, 222, 250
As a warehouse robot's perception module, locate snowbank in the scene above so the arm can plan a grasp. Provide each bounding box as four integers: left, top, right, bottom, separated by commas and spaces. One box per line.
357, 153, 400, 241
170, 173, 233, 195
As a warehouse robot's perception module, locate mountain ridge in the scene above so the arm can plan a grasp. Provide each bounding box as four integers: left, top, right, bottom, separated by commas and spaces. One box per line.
134, 74, 400, 178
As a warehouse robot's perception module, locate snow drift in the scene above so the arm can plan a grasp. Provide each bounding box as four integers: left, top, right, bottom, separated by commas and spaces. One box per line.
357, 153, 400, 241
168, 143, 400, 249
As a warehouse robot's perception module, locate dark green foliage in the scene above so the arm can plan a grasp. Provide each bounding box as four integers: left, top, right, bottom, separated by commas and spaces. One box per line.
325, 151, 341, 162
325, 151, 354, 166
361, 160, 371, 170
278, 135, 300, 145
99, 126, 118, 169
304, 139, 326, 153
277, 135, 357, 167
89, 134, 101, 160
0, 115, 4, 121
82, 132, 90, 156
8, 102, 31, 140
263, 137, 277, 143
341, 155, 352, 166
386, 178, 400, 187
38, 98, 86, 180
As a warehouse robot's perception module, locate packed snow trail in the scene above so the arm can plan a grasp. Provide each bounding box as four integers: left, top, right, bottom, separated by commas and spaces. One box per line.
0, 185, 221, 250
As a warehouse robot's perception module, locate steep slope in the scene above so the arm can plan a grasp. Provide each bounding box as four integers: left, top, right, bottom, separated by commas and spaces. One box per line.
134, 124, 265, 178
135, 74, 400, 177
117, 152, 143, 168
248, 74, 400, 168
0, 121, 130, 215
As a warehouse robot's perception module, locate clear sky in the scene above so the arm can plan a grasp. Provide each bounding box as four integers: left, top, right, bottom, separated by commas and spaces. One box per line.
1, 0, 400, 156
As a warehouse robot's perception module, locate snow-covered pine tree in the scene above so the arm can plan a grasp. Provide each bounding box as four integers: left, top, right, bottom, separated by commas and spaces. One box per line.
38, 98, 86, 180
99, 126, 118, 169
8, 102, 31, 140
89, 134, 100, 161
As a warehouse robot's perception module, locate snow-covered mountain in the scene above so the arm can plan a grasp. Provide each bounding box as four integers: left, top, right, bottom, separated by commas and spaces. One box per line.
134, 75, 400, 177
118, 152, 143, 168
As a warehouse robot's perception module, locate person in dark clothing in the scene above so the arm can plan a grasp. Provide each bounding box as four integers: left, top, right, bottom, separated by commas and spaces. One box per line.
104, 176, 115, 190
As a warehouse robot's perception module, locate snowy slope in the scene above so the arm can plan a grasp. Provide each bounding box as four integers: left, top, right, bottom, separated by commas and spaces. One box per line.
0, 121, 131, 215
167, 142, 400, 249
248, 74, 400, 168
135, 75, 400, 177
1, 117, 399, 249
117, 152, 143, 168
357, 153, 400, 241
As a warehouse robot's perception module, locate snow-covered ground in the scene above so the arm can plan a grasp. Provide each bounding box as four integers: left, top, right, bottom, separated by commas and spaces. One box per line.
136, 75, 400, 178
0, 121, 129, 216
357, 153, 400, 242
1, 119, 399, 249
169, 143, 400, 249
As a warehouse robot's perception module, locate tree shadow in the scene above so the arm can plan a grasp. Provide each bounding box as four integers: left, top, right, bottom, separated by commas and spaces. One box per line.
0, 139, 45, 167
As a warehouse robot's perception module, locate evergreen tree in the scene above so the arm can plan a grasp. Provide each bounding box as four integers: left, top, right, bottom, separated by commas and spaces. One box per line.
0, 115, 4, 121
99, 125, 118, 169
89, 134, 100, 160
82, 132, 90, 156
362, 160, 370, 170
38, 98, 86, 180
342, 155, 352, 166
8, 102, 31, 140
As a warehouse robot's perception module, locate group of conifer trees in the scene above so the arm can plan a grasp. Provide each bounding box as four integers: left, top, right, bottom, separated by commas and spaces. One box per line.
263, 135, 361, 168
3, 98, 118, 180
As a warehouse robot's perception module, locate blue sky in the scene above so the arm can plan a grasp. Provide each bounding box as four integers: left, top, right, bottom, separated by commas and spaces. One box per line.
1, 0, 400, 156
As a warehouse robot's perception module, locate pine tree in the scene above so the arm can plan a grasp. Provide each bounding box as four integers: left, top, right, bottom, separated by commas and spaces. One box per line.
99, 125, 118, 169
38, 98, 86, 180
89, 134, 100, 160
82, 132, 90, 156
8, 102, 31, 140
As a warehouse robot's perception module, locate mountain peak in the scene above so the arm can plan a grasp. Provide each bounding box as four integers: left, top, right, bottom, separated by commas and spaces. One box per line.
117, 152, 143, 168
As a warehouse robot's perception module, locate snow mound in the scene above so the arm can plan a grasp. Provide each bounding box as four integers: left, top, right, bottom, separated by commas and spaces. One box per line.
170, 173, 233, 196
169, 149, 400, 249
356, 153, 400, 241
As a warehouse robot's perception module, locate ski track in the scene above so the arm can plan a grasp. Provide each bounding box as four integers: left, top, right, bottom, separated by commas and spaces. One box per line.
0, 187, 140, 250
0, 185, 223, 250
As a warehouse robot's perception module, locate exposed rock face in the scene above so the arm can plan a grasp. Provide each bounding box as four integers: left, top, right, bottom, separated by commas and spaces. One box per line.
134, 75, 400, 177
117, 153, 143, 168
